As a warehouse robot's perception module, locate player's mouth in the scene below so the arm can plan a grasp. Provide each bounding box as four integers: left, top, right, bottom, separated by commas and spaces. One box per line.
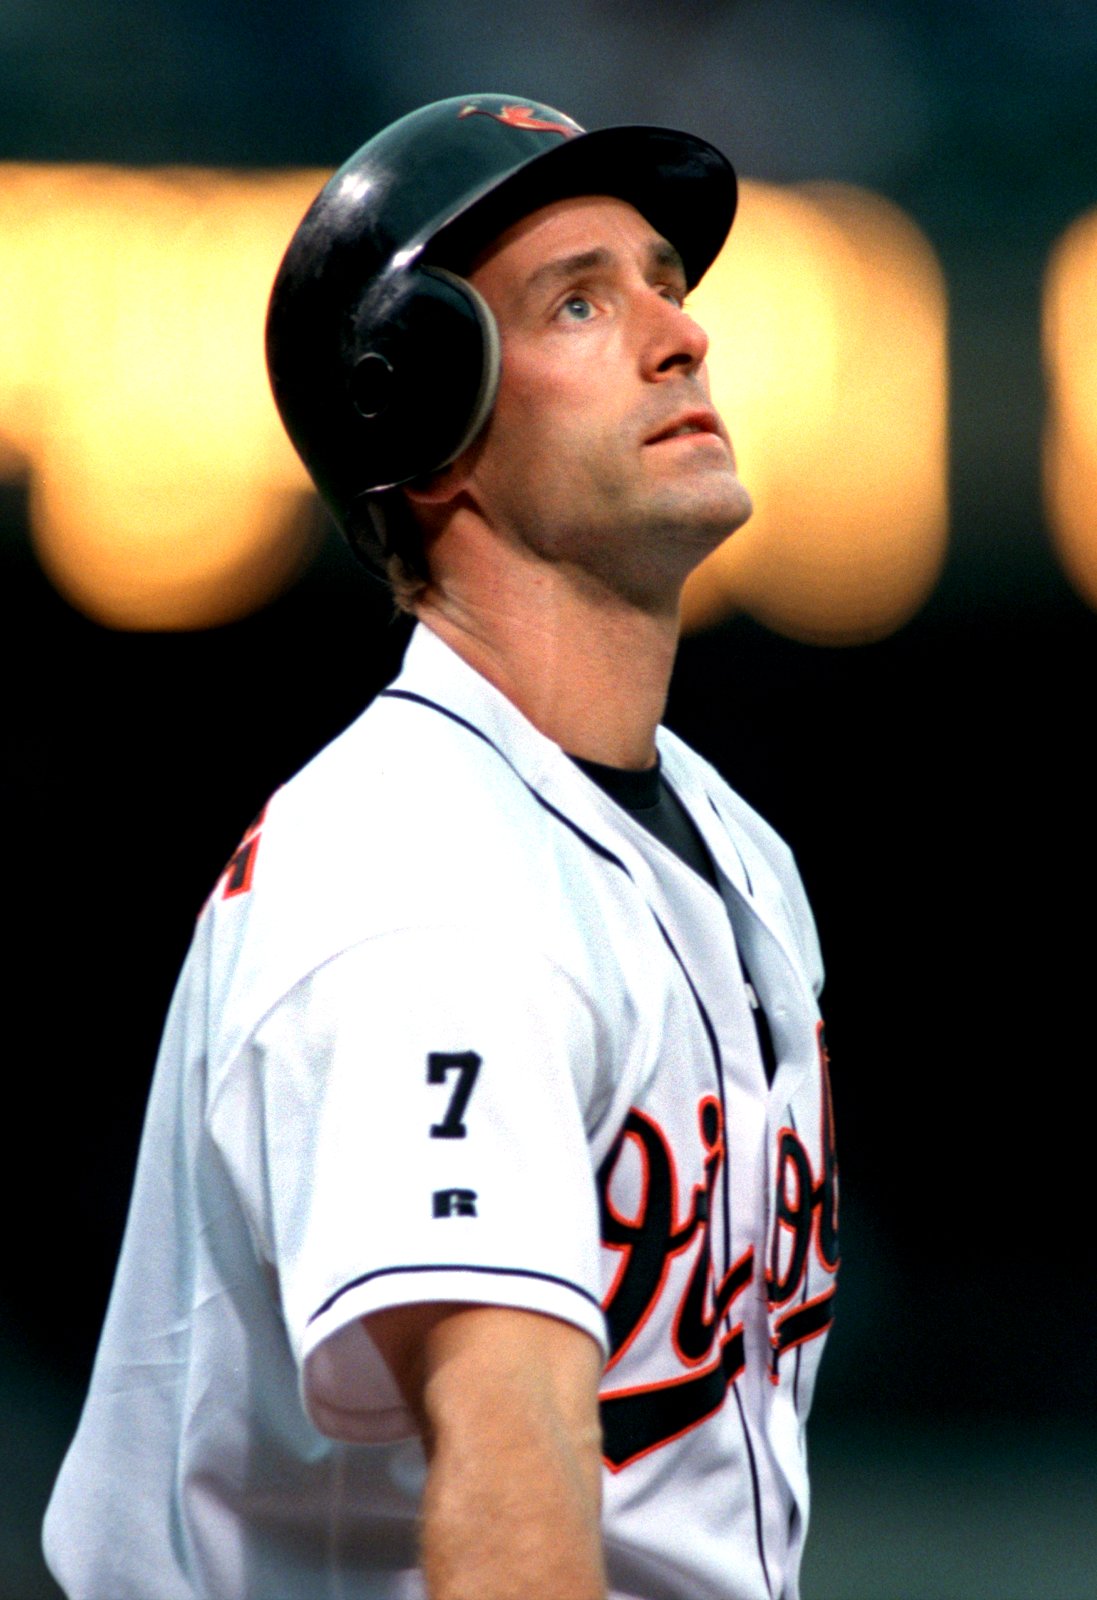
644, 409, 724, 447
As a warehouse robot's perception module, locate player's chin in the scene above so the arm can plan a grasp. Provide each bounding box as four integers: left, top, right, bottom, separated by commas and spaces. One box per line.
727, 481, 754, 534
657, 453, 750, 515
666, 476, 753, 547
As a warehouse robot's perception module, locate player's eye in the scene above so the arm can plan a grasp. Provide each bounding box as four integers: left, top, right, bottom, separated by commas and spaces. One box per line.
557, 294, 596, 322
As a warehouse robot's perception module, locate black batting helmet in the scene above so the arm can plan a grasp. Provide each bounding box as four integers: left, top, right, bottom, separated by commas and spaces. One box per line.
265, 93, 737, 570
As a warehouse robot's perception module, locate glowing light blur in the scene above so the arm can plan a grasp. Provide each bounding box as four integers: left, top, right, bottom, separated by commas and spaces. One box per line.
0, 166, 947, 637
683, 180, 949, 643
0, 164, 325, 629
1044, 209, 1097, 611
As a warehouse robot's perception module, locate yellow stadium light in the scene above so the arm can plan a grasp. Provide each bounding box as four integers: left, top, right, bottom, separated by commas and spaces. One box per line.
0, 167, 946, 638
0, 164, 325, 630
1044, 209, 1097, 611
683, 180, 949, 644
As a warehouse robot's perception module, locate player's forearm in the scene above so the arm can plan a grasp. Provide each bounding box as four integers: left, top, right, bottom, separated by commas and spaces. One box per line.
419, 1399, 607, 1600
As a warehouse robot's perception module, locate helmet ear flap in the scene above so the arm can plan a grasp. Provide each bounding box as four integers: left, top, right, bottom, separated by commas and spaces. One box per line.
426, 269, 501, 472
346, 266, 500, 491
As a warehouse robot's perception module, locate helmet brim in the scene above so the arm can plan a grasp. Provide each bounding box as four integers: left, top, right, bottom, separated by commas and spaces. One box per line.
425, 123, 736, 292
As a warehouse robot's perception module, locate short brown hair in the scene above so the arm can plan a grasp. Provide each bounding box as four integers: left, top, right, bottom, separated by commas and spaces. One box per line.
346, 490, 430, 614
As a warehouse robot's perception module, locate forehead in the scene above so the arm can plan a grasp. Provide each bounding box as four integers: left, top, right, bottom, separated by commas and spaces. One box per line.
467, 194, 681, 305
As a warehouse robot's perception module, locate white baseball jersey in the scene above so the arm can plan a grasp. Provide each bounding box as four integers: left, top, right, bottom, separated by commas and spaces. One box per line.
44, 622, 837, 1600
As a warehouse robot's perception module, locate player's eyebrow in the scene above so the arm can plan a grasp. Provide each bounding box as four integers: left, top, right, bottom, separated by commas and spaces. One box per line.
521, 239, 687, 301
648, 239, 687, 282
522, 247, 612, 298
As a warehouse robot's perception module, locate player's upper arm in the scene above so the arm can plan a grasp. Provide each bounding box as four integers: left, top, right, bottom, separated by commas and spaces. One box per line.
368, 1301, 608, 1598
366, 1300, 605, 1462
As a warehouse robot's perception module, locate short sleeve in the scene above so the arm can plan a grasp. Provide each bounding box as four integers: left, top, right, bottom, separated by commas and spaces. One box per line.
209, 926, 610, 1442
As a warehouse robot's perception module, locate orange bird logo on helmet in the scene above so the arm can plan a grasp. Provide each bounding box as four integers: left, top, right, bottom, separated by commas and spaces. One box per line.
458, 103, 578, 137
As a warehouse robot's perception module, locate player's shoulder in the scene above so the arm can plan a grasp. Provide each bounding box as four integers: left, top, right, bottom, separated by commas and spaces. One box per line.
205, 626, 632, 989
272, 624, 573, 881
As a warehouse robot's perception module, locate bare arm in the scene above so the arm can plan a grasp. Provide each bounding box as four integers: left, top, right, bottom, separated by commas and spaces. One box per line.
367, 1302, 607, 1600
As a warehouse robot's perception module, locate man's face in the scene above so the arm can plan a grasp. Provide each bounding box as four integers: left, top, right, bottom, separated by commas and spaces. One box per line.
457, 193, 752, 601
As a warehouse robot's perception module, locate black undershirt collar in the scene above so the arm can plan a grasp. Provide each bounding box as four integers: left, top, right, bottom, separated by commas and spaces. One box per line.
570, 753, 719, 889
569, 752, 661, 811
569, 750, 778, 1085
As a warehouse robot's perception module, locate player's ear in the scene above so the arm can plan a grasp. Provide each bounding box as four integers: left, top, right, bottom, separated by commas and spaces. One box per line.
403, 459, 469, 509
403, 423, 488, 511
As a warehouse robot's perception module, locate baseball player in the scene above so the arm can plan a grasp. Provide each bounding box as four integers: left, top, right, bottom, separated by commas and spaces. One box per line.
43, 94, 837, 1600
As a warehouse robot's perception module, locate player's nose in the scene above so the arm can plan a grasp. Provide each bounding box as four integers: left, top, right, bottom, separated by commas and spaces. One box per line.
642, 291, 710, 379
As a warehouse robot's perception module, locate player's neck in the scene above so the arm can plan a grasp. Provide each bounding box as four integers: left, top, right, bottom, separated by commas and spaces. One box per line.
415, 563, 680, 770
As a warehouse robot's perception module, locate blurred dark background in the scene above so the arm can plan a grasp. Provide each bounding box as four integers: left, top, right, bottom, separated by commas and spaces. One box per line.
4, 3, 1097, 1596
